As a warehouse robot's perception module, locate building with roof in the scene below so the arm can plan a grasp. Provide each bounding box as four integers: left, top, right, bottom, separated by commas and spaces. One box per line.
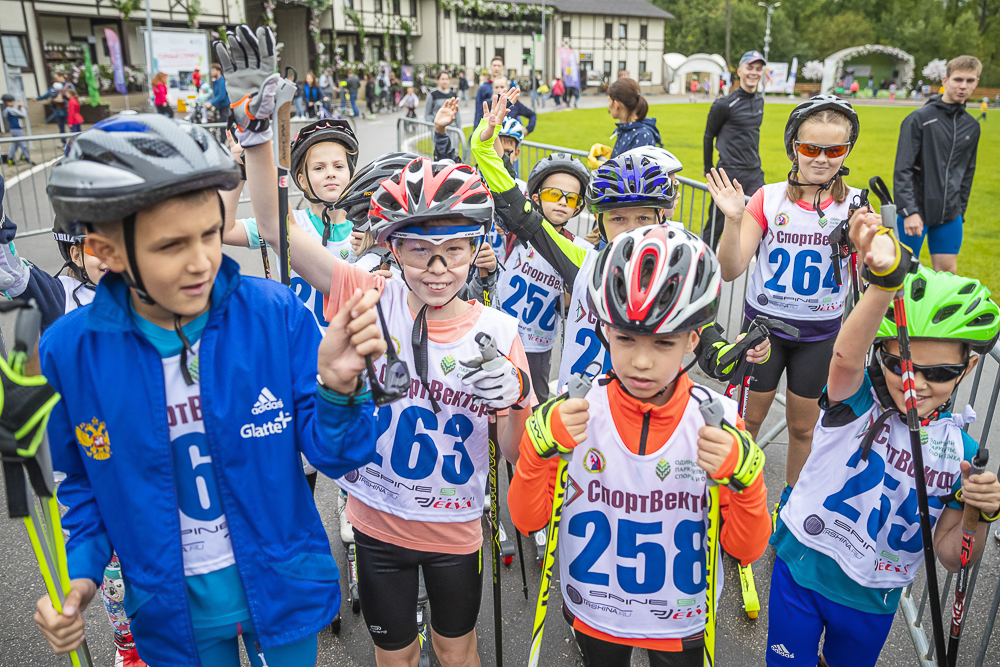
243, 0, 671, 92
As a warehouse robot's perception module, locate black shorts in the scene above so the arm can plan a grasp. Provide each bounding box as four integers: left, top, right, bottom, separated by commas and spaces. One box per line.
573, 624, 703, 667
526, 349, 553, 403
744, 318, 836, 399
354, 529, 483, 651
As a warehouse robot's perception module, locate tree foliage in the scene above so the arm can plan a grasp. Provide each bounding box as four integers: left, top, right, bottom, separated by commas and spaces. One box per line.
652, 0, 1000, 86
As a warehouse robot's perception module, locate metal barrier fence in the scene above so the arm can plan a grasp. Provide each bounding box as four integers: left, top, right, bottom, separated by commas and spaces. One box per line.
0, 117, 318, 237
396, 118, 470, 164
900, 343, 1000, 667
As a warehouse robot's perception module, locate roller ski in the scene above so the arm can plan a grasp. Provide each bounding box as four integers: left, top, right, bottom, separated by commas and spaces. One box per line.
330, 488, 359, 634
532, 530, 546, 562
417, 567, 431, 667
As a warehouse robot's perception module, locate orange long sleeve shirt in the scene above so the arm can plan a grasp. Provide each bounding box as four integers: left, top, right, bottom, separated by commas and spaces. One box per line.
508, 373, 770, 651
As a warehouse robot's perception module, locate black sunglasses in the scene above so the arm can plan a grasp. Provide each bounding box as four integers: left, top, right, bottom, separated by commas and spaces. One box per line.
878, 349, 968, 384
366, 302, 411, 406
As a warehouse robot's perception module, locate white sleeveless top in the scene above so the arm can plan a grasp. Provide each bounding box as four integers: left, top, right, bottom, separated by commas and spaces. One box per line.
557, 251, 611, 390
58, 275, 95, 313
337, 279, 520, 522
283, 209, 356, 332
499, 241, 564, 352
745, 182, 860, 340
559, 382, 733, 639
782, 387, 968, 589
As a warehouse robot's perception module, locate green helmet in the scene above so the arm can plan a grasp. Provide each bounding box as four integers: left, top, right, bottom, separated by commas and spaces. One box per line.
876, 266, 999, 354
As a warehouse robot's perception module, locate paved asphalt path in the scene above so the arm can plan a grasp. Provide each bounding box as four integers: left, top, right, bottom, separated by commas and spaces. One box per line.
1, 107, 998, 667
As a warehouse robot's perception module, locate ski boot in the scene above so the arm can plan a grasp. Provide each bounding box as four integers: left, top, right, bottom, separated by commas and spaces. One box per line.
417, 567, 431, 667
533, 530, 546, 562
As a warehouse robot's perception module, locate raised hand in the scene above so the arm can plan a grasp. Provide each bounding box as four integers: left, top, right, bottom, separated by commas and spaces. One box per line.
849, 207, 897, 275
318, 288, 386, 393
479, 89, 512, 143
434, 96, 459, 133
705, 168, 746, 222
214, 25, 279, 142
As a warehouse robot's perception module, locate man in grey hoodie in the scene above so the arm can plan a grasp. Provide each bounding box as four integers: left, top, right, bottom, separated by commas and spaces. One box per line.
425, 70, 461, 128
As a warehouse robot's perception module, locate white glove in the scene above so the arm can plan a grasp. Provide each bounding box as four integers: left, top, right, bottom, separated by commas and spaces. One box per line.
458, 352, 530, 410
0, 241, 30, 297
214, 25, 277, 145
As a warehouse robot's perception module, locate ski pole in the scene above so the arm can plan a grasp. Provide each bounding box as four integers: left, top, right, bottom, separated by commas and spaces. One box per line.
528, 364, 597, 667
507, 460, 529, 600
475, 331, 504, 667
0, 299, 92, 667
690, 387, 725, 667
868, 177, 949, 666
272, 68, 295, 287
946, 445, 988, 665
478, 264, 528, 599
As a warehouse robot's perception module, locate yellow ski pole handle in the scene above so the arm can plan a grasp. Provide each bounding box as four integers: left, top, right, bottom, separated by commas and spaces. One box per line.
703, 484, 721, 667
528, 367, 595, 667
528, 454, 567, 667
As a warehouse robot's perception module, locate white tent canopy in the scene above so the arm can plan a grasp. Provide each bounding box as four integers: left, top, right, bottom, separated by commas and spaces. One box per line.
820, 45, 915, 94
662, 53, 727, 95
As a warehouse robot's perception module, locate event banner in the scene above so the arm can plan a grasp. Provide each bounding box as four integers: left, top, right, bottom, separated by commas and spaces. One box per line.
785, 57, 798, 94
140, 28, 210, 102
105, 28, 127, 95
763, 62, 789, 93
401, 65, 414, 87
558, 46, 581, 89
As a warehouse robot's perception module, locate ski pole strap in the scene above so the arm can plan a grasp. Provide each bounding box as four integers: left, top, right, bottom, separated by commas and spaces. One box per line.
716, 424, 765, 492
861, 227, 916, 292
948, 488, 1000, 523
696, 323, 767, 383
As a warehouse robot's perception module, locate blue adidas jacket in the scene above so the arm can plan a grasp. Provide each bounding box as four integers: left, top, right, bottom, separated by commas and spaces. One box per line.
40, 256, 377, 666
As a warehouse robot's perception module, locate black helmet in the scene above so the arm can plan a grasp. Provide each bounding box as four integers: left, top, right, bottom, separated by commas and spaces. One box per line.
336, 152, 418, 231
1, 94, 14, 104
51, 214, 93, 287
784, 95, 860, 157
46, 114, 240, 224
290, 118, 359, 203
527, 152, 589, 197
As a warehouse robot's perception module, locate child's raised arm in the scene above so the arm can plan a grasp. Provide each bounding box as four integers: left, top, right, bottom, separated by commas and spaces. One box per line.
827, 208, 902, 403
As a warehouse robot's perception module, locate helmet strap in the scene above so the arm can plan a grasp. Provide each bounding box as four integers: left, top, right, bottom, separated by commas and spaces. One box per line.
122, 213, 154, 305
174, 314, 196, 386
411, 304, 442, 413
321, 207, 333, 246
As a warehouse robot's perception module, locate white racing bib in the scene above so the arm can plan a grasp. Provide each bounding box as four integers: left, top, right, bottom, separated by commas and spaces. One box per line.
782, 391, 967, 589
499, 242, 564, 352
284, 209, 357, 332
163, 341, 237, 577
338, 280, 520, 522
745, 183, 859, 324
559, 383, 733, 639
558, 251, 611, 390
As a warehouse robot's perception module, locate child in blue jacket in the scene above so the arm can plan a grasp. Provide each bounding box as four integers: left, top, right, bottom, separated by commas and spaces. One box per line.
32, 26, 382, 667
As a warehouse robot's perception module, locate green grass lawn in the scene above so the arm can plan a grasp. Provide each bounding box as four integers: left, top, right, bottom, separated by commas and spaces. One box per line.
469, 103, 999, 292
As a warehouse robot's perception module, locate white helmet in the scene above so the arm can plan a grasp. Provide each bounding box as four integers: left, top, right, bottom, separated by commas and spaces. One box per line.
588, 225, 721, 335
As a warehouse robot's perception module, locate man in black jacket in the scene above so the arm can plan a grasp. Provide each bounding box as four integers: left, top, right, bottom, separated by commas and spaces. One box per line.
702, 50, 766, 248
893, 55, 982, 273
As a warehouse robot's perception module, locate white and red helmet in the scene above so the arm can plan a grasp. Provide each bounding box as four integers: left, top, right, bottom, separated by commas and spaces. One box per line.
587, 225, 721, 335
369, 157, 494, 243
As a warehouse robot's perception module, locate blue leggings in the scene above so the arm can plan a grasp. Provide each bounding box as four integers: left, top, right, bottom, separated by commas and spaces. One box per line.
194, 619, 317, 667
765, 558, 894, 667
897, 214, 963, 256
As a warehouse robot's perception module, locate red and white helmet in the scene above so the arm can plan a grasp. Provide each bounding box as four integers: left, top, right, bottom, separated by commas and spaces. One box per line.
369, 157, 494, 243
588, 225, 721, 335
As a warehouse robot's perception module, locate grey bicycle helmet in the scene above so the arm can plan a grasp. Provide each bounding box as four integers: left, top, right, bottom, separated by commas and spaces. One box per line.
783, 95, 859, 157
526, 152, 589, 197
47, 114, 240, 224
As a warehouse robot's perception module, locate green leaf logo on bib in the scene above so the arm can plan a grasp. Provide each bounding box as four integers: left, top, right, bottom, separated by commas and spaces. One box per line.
655, 458, 671, 481
441, 354, 456, 375
340, 247, 350, 259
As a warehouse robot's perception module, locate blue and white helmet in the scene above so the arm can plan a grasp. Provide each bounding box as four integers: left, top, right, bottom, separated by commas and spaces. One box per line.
586, 146, 682, 214
498, 117, 526, 146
